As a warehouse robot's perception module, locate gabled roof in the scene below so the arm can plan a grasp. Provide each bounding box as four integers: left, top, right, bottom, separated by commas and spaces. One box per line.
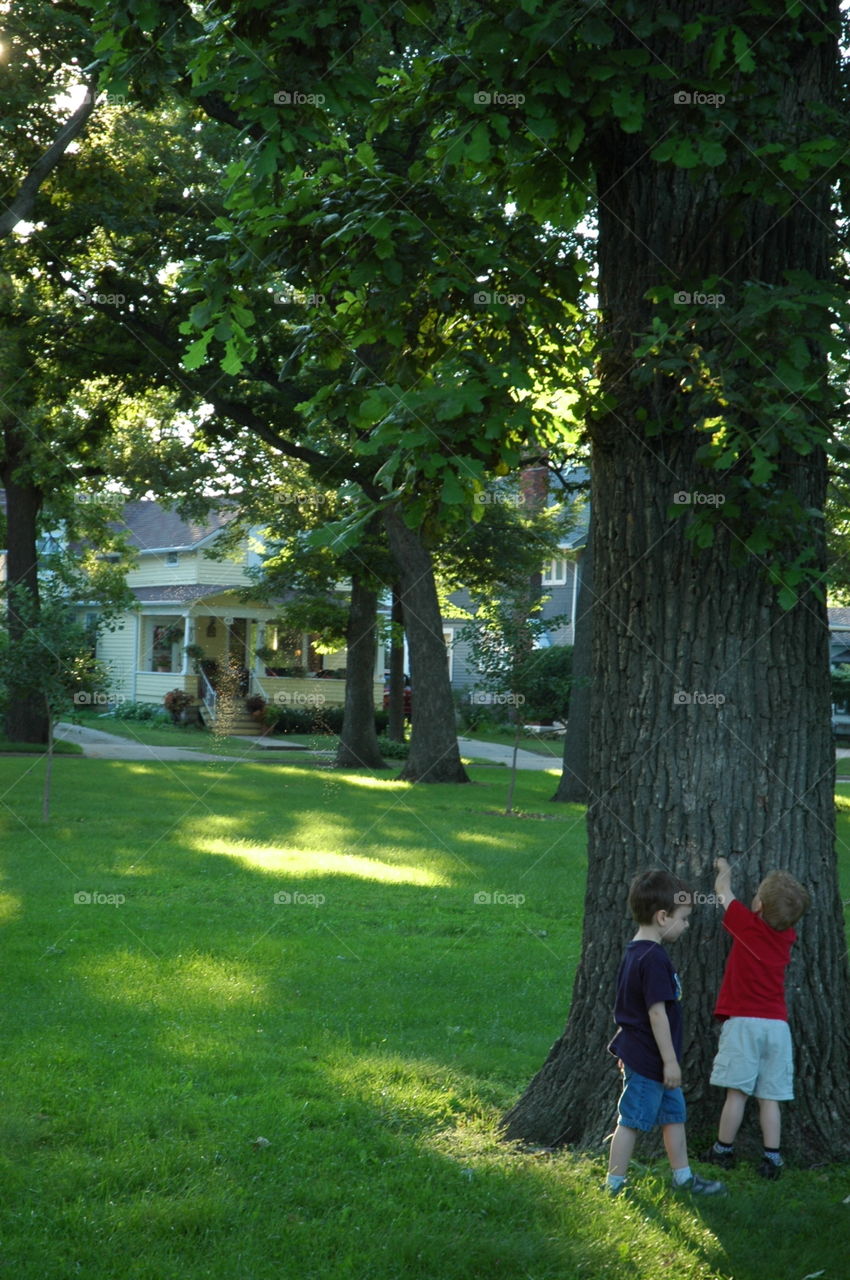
112, 500, 238, 553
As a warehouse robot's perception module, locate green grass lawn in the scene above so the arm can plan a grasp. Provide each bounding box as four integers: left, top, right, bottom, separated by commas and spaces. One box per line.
0, 758, 847, 1279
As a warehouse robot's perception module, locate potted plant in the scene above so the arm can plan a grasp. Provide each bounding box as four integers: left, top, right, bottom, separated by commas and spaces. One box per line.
183, 643, 206, 671
245, 693, 267, 720
163, 688, 193, 723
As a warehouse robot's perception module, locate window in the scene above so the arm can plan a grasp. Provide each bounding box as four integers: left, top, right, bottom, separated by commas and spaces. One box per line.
542, 557, 568, 586
143, 619, 181, 672
166, 552, 179, 566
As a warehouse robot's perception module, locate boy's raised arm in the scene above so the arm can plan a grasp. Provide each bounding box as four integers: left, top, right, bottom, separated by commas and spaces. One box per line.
714, 856, 735, 911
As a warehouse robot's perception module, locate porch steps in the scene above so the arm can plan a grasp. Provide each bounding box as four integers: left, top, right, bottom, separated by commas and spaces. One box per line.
198, 700, 264, 737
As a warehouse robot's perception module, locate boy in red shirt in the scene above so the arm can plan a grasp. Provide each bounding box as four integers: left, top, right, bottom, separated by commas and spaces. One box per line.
703, 856, 810, 1179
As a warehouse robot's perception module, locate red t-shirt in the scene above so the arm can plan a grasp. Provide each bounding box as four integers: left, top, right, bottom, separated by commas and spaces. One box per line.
713, 898, 796, 1020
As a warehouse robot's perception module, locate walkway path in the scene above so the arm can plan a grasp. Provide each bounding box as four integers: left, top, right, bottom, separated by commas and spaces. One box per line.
54, 723, 561, 770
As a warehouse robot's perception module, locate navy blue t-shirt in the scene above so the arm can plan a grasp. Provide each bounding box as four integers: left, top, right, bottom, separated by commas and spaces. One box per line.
607, 940, 683, 1083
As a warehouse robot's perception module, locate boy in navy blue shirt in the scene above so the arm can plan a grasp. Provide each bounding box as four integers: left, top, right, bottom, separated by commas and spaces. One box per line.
606, 869, 724, 1196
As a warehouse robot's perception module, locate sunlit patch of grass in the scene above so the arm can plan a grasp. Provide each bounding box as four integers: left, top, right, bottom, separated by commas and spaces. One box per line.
0, 758, 844, 1279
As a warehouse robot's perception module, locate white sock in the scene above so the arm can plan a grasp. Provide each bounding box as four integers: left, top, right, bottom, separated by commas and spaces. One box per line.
671, 1166, 692, 1186
606, 1173, 626, 1190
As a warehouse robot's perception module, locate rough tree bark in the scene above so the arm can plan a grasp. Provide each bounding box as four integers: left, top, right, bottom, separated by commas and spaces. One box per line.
335, 573, 385, 769
384, 508, 469, 783
503, 2, 850, 1160
1, 420, 49, 744
552, 507, 593, 804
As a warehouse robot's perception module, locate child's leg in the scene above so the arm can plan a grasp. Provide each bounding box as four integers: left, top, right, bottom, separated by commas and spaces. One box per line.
758, 1098, 781, 1148
662, 1121, 688, 1172
718, 1088, 748, 1145
608, 1124, 638, 1177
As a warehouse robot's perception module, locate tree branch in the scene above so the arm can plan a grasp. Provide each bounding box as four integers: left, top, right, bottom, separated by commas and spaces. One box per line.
0, 75, 99, 238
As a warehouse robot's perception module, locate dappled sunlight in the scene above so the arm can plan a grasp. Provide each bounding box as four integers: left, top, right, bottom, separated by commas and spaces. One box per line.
78, 950, 269, 1010
0, 890, 21, 923
199, 837, 452, 887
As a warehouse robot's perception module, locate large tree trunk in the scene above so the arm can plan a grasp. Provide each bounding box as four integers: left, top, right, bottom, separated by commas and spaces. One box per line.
335, 573, 385, 769
1, 422, 49, 744
503, 2, 850, 1161
384, 509, 469, 783
552, 507, 593, 804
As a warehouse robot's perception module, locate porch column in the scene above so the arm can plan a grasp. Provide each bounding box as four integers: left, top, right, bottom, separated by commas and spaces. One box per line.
254, 623, 266, 676
181, 613, 192, 675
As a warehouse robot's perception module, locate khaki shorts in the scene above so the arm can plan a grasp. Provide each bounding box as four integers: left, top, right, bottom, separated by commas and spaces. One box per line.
709, 1016, 794, 1101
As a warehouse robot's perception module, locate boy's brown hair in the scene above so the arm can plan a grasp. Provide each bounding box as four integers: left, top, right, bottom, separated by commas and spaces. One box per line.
628, 868, 691, 925
757, 871, 811, 931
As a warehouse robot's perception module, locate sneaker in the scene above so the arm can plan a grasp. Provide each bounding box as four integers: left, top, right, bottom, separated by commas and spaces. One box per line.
673, 1172, 725, 1195
757, 1157, 783, 1180
605, 1179, 629, 1197
701, 1145, 737, 1170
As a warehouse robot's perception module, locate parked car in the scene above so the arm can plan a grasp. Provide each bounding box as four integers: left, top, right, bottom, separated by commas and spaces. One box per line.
383, 683, 412, 721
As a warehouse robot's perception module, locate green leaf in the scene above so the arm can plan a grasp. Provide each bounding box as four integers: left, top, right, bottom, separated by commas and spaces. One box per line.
182, 331, 213, 370
778, 584, 798, 611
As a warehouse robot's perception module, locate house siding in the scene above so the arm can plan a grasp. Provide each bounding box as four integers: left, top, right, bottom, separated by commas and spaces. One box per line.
97, 615, 138, 704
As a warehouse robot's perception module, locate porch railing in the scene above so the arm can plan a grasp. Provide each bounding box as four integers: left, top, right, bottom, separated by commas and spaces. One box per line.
200, 668, 217, 721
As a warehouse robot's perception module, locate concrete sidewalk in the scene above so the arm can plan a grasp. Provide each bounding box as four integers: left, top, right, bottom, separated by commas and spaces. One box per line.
54, 722, 250, 763
54, 723, 562, 770
457, 736, 562, 771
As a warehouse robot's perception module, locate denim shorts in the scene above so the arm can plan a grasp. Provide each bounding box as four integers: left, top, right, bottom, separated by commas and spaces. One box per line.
616, 1066, 687, 1131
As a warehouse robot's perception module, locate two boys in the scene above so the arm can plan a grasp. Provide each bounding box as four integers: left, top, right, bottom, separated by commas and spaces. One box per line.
606, 858, 809, 1194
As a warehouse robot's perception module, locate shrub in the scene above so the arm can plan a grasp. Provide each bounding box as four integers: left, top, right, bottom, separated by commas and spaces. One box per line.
376, 734, 409, 760
111, 701, 168, 722
245, 694, 267, 715
163, 688, 193, 723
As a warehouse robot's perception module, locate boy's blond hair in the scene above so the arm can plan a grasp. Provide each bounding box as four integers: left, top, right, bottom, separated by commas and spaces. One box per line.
757, 871, 811, 931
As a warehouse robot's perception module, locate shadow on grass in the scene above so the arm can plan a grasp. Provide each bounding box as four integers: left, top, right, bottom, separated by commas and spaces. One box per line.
0, 759, 844, 1280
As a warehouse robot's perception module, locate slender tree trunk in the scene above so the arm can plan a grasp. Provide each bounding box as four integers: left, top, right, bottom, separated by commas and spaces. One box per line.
384, 509, 469, 783
552, 509, 593, 803
387, 585, 406, 742
335, 573, 385, 769
503, 2, 850, 1160
1, 422, 49, 744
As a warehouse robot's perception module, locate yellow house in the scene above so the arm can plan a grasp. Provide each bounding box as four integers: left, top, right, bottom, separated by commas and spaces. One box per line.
94, 501, 384, 723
